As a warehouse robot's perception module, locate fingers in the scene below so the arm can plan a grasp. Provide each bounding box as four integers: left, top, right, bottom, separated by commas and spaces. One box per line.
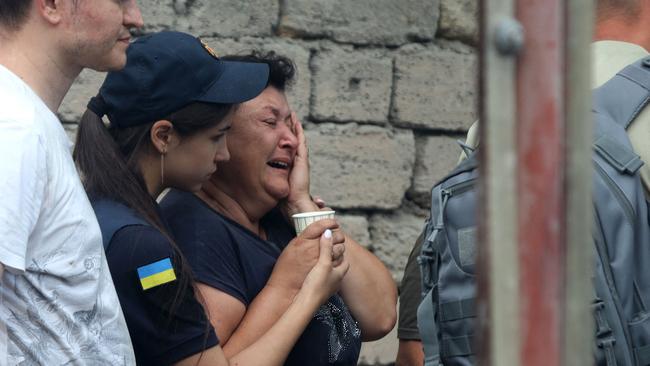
300, 218, 339, 240
332, 243, 345, 259
292, 113, 308, 160
312, 196, 326, 209
287, 112, 311, 203
331, 243, 345, 267
331, 229, 345, 245
320, 231, 348, 279
332, 255, 350, 278
292, 112, 306, 145
318, 229, 334, 266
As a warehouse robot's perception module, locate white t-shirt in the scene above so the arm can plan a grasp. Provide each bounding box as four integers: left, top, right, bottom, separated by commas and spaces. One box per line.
0, 65, 136, 365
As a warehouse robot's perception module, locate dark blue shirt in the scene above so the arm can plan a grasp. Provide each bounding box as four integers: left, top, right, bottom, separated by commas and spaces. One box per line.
92, 199, 218, 366
160, 189, 362, 366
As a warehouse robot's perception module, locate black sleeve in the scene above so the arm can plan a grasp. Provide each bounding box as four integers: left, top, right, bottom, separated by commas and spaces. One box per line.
398, 230, 424, 340
106, 225, 218, 366
174, 218, 250, 305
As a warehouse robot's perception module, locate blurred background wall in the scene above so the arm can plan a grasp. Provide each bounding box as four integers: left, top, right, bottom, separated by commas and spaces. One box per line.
59, 1, 478, 364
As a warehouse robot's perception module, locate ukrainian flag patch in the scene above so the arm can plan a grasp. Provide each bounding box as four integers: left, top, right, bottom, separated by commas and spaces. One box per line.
137, 258, 176, 290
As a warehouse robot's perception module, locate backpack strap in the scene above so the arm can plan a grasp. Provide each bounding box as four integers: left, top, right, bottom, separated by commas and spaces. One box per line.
416, 183, 451, 366
417, 289, 442, 366
593, 297, 619, 366
92, 199, 151, 251
592, 56, 650, 174
594, 134, 644, 175
456, 139, 476, 159
594, 56, 650, 130
434, 152, 479, 187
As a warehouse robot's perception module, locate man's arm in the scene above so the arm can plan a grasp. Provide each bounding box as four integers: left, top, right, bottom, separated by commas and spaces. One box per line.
0, 123, 46, 273
396, 232, 425, 366
396, 340, 424, 366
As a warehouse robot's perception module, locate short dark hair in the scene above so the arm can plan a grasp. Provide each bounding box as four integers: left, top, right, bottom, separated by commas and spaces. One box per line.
0, 0, 32, 31
221, 51, 296, 91
597, 0, 640, 21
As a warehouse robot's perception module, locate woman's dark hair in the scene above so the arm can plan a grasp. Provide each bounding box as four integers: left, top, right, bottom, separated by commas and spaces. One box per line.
221, 51, 296, 91
73, 100, 231, 321
0, 0, 32, 31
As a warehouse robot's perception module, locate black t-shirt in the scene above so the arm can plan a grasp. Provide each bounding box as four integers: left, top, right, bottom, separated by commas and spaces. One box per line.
94, 199, 218, 366
160, 189, 362, 366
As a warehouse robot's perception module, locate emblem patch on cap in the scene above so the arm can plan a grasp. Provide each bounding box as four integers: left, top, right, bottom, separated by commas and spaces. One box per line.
200, 39, 219, 59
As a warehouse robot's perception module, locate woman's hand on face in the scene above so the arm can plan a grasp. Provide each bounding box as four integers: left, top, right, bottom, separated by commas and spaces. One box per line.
267, 219, 345, 294
301, 229, 350, 304
283, 114, 318, 216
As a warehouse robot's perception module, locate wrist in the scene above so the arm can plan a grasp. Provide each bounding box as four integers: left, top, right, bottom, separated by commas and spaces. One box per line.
293, 285, 325, 309
266, 280, 301, 299
286, 197, 319, 216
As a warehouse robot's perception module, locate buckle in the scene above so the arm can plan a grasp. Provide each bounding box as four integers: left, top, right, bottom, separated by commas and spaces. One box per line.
597, 337, 616, 349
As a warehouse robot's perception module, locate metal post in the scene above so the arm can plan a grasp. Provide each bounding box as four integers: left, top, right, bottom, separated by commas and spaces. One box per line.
563, 0, 593, 365
478, 0, 593, 364
516, 0, 566, 362
477, 0, 520, 363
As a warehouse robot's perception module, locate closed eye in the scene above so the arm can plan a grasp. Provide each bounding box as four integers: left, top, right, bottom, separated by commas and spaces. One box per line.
212, 133, 226, 142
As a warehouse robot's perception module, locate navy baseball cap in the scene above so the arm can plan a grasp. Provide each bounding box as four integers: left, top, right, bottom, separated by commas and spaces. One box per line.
88, 31, 270, 128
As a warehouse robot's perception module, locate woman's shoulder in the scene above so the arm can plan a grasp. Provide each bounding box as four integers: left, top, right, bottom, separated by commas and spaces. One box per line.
107, 224, 176, 274
92, 198, 154, 249
160, 190, 257, 244
158, 189, 209, 217
159, 190, 228, 232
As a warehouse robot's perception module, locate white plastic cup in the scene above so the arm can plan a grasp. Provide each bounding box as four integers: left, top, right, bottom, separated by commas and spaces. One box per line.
292, 210, 336, 235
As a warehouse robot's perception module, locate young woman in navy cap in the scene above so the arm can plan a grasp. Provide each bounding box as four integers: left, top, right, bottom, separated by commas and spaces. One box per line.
73, 31, 349, 366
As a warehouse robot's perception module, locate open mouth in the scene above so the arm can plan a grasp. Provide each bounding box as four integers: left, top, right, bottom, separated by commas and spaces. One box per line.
267, 160, 291, 170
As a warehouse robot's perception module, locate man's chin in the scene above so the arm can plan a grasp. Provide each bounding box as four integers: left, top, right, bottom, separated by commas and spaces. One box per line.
88, 53, 127, 72
102, 58, 127, 72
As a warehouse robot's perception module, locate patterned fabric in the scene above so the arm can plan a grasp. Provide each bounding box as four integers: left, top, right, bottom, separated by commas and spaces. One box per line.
0, 65, 135, 365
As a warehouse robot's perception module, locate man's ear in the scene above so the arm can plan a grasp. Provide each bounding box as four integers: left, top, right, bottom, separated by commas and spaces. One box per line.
37, 0, 66, 25
150, 120, 177, 154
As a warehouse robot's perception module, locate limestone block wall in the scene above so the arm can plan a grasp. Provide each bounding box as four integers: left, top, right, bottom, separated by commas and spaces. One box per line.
59, 1, 478, 364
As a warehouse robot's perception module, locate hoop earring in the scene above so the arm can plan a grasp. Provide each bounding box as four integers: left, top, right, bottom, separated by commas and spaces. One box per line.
160, 151, 166, 186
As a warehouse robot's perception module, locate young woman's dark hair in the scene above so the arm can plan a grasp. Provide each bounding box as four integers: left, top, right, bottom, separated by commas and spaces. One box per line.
0, 0, 32, 31
73, 100, 232, 316
221, 51, 296, 91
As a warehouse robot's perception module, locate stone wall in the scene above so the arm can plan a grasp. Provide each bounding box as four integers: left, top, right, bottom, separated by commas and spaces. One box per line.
59, 1, 478, 364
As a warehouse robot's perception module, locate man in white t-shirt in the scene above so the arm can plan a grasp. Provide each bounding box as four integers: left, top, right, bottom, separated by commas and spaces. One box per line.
0, 1, 143, 364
